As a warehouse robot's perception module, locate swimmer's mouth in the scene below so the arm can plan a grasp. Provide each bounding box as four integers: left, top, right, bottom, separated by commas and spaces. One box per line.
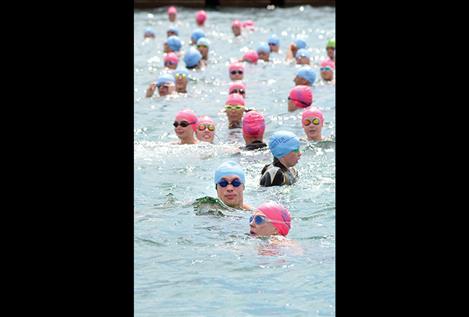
250, 230, 256, 235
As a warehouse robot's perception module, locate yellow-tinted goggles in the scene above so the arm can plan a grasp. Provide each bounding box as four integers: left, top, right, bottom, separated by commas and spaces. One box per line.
225, 105, 244, 111
303, 117, 321, 126
198, 123, 215, 131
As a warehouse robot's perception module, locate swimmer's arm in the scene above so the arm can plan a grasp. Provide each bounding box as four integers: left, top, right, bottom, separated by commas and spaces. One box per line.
145, 82, 156, 98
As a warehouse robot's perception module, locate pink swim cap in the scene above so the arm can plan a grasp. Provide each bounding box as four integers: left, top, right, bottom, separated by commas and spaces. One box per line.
243, 50, 258, 64
229, 81, 246, 94
242, 20, 255, 28
225, 93, 245, 106
196, 10, 207, 24
302, 107, 324, 125
175, 109, 198, 131
164, 52, 179, 64
168, 6, 177, 14
289, 85, 313, 109
257, 202, 291, 236
197, 115, 215, 125
232, 20, 242, 28
242, 111, 265, 138
229, 62, 244, 73
320, 59, 335, 69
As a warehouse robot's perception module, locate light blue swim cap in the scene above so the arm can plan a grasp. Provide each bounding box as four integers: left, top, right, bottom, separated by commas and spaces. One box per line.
214, 161, 246, 185
191, 29, 205, 42
144, 27, 155, 35
156, 73, 175, 87
269, 131, 300, 159
268, 34, 280, 46
257, 42, 270, 54
296, 67, 316, 85
167, 26, 179, 36
295, 48, 311, 59
184, 47, 202, 68
294, 38, 307, 49
196, 37, 210, 47
166, 36, 182, 52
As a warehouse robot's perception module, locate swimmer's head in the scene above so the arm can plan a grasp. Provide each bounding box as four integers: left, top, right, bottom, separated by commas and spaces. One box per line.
268, 131, 300, 159
165, 36, 182, 52
196, 37, 210, 48
242, 110, 265, 139
195, 10, 207, 26
295, 67, 316, 86
302, 107, 324, 141
183, 47, 202, 69
242, 50, 259, 64
268, 34, 280, 52
225, 93, 245, 107
196, 115, 216, 143
229, 63, 244, 80
326, 39, 335, 49
168, 6, 177, 22
175, 108, 198, 131
320, 59, 335, 81
191, 29, 205, 44
167, 26, 179, 37
229, 81, 246, 97
251, 202, 291, 236
156, 73, 176, 96
288, 85, 313, 109
326, 39, 335, 60
257, 42, 270, 62
232, 20, 242, 36
302, 107, 324, 125
196, 37, 210, 59
295, 49, 311, 64
172, 69, 189, 92
144, 27, 155, 39
163, 52, 179, 69
294, 38, 307, 50
214, 161, 245, 185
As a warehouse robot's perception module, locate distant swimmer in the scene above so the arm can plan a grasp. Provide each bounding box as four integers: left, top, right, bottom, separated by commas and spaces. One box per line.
173, 69, 189, 93
267, 34, 280, 53
241, 50, 259, 64
173, 109, 199, 145
183, 47, 204, 70
143, 27, 155, 40
166, 26, 179, 37
319, 59, 335, 82
163, 52, 178, 70
326, 39, 335, 63
228, 81, 246, 98
257, 42, 270, 62
228, 62, 244, 81
249, 202, 291, 237
196, 37, 210, 62
301, 107, 325, 141
214, 161, 252, 210
286, 38, 307, 62
167, 6, 177, 23
288, 85, 313, 112
164, 36, 182, 55
260, 131, 301, 187
224, 93, 246, 129
195, 10, 207, 27
232, 20, 242, 37
295, 49, 311, 65
146, 73, 176, 97
190, 29, 205, 46
241, 111, 267, 151
293, 66, 316, 87
195, 115, 216, 143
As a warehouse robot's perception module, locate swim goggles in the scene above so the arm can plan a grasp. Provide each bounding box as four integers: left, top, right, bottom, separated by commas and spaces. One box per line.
303, 117, 321, 126
217, 178, 242, 188
197, 45, 208, 49
174, 73, 187, 79
230, 88, 245, 95
198, 123, 215, 131
320, 66, 333, 72
173, 121, 195, 128
230, 70, 243, 75
164, 61, 177, 66
250, 215, 267, 225
292, 148, 301, 154
225, 105, 244, 110
288, 97, 310, 107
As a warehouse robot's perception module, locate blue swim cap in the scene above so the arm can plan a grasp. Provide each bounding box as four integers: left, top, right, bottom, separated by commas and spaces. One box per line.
173, 68, 189, 77
296, 67, 316, 85
295, 48, 311, 59
269, 131, 300, 159
167, 26, 179, 36
183, 47, 202, 68
196, 37, 210, 47
257, 42, 270, 54
294, 38, 307, 49
144, 27, 155, 36
268, 34, 280, 46
156, 73, 175, 87
214, 161, 246, 185
191, 29, 205, 42
166, 36, 182, 52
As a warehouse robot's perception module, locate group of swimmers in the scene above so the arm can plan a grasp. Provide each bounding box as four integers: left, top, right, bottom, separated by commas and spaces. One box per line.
141, 6, 335, 239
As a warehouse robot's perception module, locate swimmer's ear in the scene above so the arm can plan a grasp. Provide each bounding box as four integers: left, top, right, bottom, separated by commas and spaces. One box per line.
215, 185, 217, 190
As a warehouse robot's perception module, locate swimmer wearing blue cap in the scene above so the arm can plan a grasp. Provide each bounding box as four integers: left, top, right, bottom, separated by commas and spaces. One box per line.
145, 73, 176, 97
268, 34, 280, 53
144, 27, 155, 39
286, 38, 307, 62
294, 66, 316, 86
164, 36, 182, 54
260, 131, 301, 186
173, 69, 189, 93
184, 47, 204, 70
196, 37, 210, 61
191, 29, 205, 45
167, 26, 179, 37
295, 49, 311, 65
214, 161, 252, 210
257, 42, 270, 62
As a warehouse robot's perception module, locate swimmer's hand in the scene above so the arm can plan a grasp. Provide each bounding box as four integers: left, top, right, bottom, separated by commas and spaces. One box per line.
145, 82, 157, 98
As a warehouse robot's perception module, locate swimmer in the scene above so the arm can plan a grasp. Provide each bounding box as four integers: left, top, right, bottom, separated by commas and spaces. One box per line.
190, 29, 205, 45
257, 42, 270, 62
168, 6, 177, 22
144, 27, 155, 39
164, 36, 182, 54
286, 38, 307, 62
320, 59, 335, 82
241, 111, 267, 150
241, 50, 258, 64
166, 26, 179, 37
295, 49, 311, 65
195, 10, 207, 27
260, 131, 301, 186
288, 85, 313, 112
183, 47, 204, 70
267, 34, 280, 53
195, 115, 216, 143
229, 81, 246, 98
173, 109, 199, 145
294, 66, 316, 86
228, 63, 244, 81
145, 73, 176, 97
224, 93, 246, 129
173, 69, 189, 93
326, 39, 335, 62
232, 20, 242, 37
214, 161, 252, 210
163, 52, 178, 70
301, 107, 325, 141
249, 202, 291, 237
196, 37, 210, 61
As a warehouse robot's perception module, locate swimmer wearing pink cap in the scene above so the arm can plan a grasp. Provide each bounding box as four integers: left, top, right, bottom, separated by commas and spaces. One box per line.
229, 63, 244, 81
241, 111, 267, 151
163, 52, 178, 70
249, 202, 291, 236
288, 85, 313, 112
173, 109, 198, 144
302, 107, 325, 141
168, 6, 177, 22
232, 20, 242, 37
229, 81, 246, 98
195, 115, 216, 143
320, 59, 335, 82
195, 10, 207, 26
224, 93, 246, 129
241, 50, 258, 64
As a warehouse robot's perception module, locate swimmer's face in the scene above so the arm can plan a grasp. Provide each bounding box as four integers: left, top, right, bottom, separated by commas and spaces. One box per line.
296, 56, 310, 65
175, 75, 188, 92
281, 148, 301, 167
144, 33, 155, 39
249, 211, 278, 236
268, 43, 279, 53
303, 116, 323, 141
167, 31, 177, 37
168, 13, 176, 22
229, 69, 244, 81
196, 45, 209, 59
164, 60, 178, 70
196, 123, 215, 143
163, 43, 170, 53
158, 84, 175, 96
225, 106, 245, 123
320, 70, 334, 81
232, 25, 241, 36
327, 47, 335, 60
258, 52, 270, 62
216, 176, 244, 208
174, 119, 195, 139
294, 76, 310, 86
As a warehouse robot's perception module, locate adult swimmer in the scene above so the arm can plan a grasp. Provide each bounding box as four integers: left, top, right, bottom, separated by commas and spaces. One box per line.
214, 161, 252, 210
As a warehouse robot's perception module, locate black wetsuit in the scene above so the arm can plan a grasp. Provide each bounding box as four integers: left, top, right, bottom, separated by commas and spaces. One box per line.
240, 140, 267, 151
259, 158, 298, 186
